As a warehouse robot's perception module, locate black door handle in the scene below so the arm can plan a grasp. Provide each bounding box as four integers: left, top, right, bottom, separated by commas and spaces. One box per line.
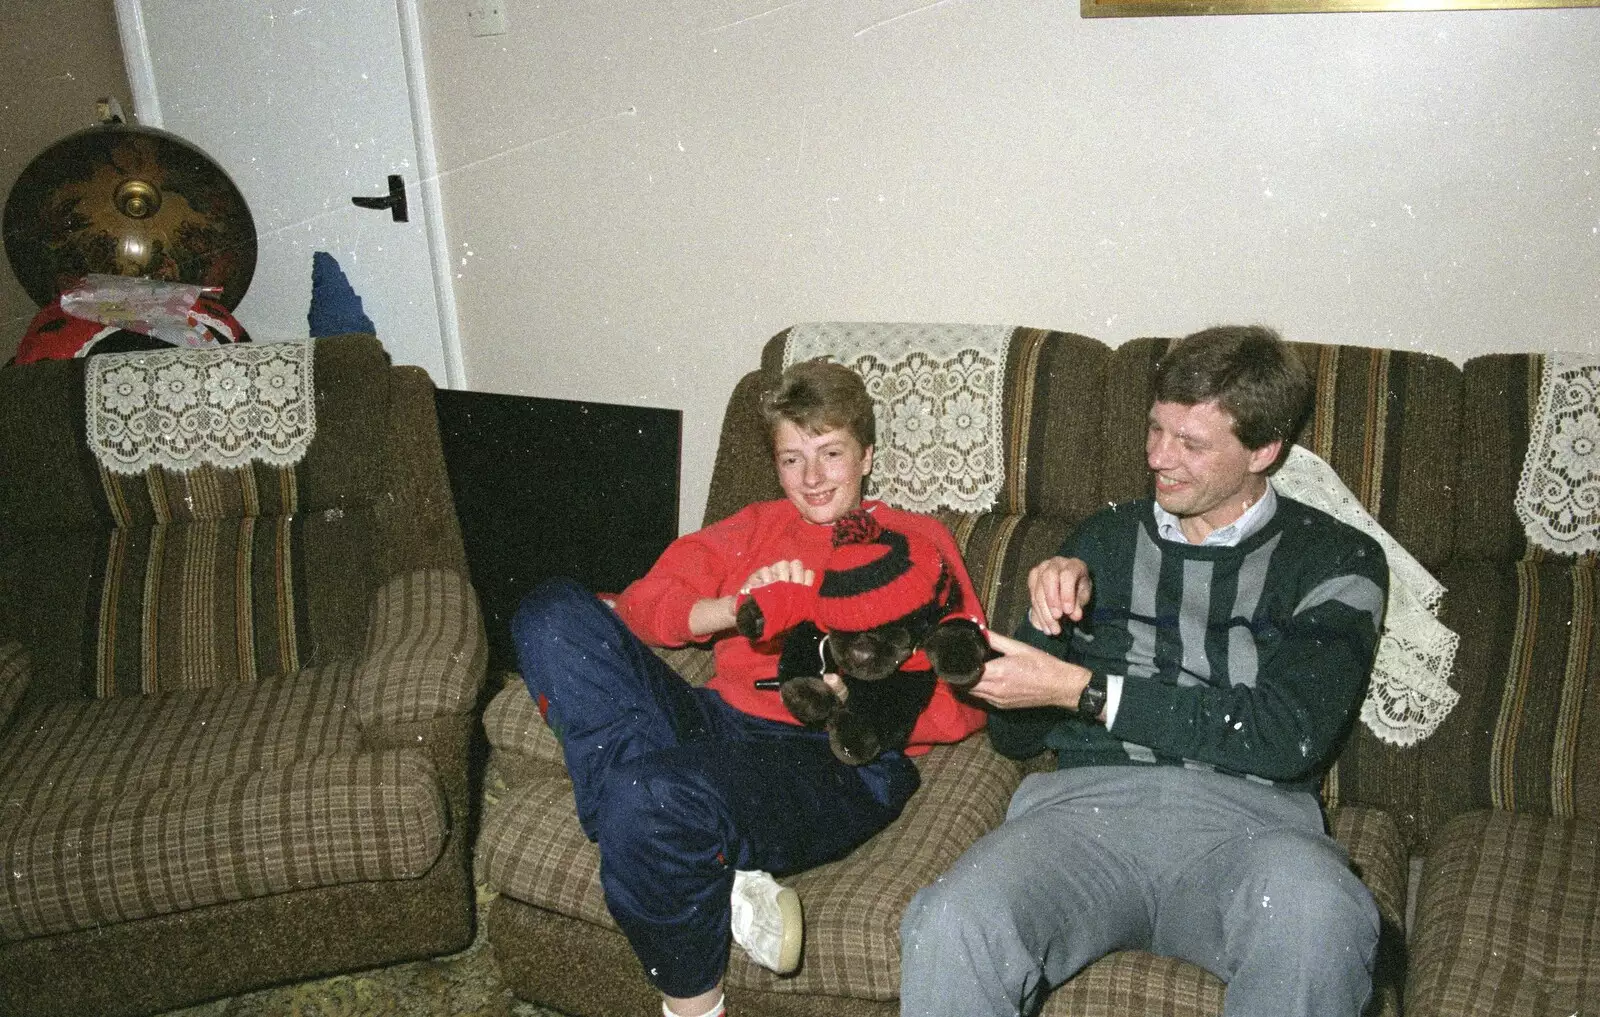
351, 174, 409, 222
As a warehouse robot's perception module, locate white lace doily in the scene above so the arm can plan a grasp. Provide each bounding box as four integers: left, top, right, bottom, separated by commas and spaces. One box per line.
1273, 445, 1461, 746
1516, 351, 1600, 556
87, 342, 316, 475
784, 322, 1012, 514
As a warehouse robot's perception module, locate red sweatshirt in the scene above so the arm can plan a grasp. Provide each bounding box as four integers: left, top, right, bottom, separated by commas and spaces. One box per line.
612, 499, 987, 753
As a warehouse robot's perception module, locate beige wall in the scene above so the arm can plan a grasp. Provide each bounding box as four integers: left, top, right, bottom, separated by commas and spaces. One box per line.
5, 5, 1596, 535
0, 0, 131, 364
415, 1, 1600, 534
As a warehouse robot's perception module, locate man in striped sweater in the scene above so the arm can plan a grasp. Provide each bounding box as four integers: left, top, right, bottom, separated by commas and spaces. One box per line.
901, 326, 1388, 1017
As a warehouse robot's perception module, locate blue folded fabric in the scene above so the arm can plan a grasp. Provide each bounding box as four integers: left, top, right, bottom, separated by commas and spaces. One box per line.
307, 251, 376, 337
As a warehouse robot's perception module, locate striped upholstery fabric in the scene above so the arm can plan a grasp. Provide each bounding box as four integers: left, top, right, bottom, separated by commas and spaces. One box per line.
1, 748, 445, 940
0, 642, 27, 731
90, 464, 307, 697
1455, 353, 1542, 563
1407, 810, 1600, 1017
1331, 558, 1600, 853
936, 511, 1078, 636
0, 662, 362, 815
477, 734, 1021, 999
484, 676, 567, 770
353, 568, 485, 729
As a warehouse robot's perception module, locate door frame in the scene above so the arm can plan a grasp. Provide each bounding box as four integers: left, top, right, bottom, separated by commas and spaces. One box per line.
112, 0, 467, 389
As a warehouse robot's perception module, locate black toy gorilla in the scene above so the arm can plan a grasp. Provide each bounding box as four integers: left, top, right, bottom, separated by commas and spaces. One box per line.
735, 508, 989, 765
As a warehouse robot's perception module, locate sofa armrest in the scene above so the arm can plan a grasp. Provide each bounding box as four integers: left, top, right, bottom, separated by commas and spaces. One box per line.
0, 641, 30, 732
353, 568, 487, 732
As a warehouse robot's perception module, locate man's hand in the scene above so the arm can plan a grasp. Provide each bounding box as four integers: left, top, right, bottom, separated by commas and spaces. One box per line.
968, 630, 1091, 711
1027, 556, 1093, 636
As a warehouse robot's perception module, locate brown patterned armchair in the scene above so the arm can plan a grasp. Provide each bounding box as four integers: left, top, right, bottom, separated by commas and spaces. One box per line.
0, 334, 487, 1017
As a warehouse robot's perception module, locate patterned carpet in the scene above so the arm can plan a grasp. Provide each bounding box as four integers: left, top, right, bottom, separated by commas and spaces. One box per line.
159, 887, 560, 1017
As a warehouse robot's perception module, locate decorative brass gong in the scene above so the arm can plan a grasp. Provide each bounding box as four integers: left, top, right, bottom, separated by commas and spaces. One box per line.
3, 121, 256, 309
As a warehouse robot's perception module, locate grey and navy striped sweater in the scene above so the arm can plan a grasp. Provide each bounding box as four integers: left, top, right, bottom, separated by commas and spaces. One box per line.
991, 496, 1388, 795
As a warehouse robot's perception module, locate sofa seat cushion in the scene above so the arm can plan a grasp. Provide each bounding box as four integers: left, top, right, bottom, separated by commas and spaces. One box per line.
0, 663, 363, 814
1407, 810, 1599, 1017
483, 678, 566, 771
0, 662, 450, 940
477, 734, 1021, 1000
1, 746, 447, 940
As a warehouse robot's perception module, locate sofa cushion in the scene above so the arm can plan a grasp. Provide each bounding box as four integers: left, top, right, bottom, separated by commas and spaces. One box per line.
1, 747, 446, 940
0, 663, 450, 938
1327, 558, 1600, 853
0, 663, 362, 815
477, 735, 1022, 1000
484, 678, 566, 772
353, 568, 485, 730
90, 512, 309, 697
1455, 353, 1540, 562
1407, 810, 1599, 1017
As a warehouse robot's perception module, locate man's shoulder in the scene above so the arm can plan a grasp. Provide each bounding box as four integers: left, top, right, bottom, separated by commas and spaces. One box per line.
1270, 495, 1388, 570
1077, 498, 1154, 537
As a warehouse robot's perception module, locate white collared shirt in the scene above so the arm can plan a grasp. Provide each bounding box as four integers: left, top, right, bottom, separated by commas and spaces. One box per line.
1152, 482, 1279, 548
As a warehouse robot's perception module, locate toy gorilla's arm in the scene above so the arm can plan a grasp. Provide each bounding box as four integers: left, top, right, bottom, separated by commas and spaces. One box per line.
734, 581, 816, 643
921, 617, 989, 688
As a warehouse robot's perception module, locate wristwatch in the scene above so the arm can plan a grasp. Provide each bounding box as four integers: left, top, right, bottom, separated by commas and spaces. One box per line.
1075, 671, 1108, 722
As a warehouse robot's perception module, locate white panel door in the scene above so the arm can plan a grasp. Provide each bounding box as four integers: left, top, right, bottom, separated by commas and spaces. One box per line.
115, 0, 463, 387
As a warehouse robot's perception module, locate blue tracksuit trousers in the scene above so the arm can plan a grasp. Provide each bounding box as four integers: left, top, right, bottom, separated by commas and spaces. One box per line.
511, 578, 920, 998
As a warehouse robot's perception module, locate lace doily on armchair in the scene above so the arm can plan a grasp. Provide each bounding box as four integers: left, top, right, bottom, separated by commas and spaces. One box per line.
1273, 445, 1461, 746
784, 322, 1012, 514
87, 341, 316, 475
1516, 351, 1600, 556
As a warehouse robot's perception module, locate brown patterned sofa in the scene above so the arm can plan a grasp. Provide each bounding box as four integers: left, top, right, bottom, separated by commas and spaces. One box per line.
0, 334, 487, 1017
477, 326, 1596, 1016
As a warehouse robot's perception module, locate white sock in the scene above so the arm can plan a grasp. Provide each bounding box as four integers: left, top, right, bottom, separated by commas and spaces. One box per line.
664, 993, 725, 1017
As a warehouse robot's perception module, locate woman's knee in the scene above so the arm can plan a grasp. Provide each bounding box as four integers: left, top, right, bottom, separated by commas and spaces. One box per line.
596, 758, 729, 861
512, 578, 595, 643
512, 579, 609, 681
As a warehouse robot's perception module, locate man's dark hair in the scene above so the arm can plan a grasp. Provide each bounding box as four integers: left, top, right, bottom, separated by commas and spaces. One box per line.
1153, 325, 1312, 450
761, 359, 876, 450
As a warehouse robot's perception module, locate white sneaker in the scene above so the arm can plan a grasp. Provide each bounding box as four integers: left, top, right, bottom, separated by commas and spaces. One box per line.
730, 869, 803, 974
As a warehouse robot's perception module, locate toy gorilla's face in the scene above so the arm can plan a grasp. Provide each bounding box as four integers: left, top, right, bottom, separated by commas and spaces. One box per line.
825, 623, 924, 682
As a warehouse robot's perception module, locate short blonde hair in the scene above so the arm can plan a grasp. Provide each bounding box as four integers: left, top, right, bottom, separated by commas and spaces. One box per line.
760, 359, 875, 449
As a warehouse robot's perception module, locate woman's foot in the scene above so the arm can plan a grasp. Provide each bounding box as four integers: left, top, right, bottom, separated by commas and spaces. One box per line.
731, 869, 803, 973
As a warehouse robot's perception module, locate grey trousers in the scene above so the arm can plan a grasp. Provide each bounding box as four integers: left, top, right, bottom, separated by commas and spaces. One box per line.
899, 765, 1379, 1017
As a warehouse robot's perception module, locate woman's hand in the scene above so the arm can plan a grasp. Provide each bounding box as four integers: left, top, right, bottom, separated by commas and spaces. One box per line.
739, 559, 815, 595
688, 559, 818, 638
